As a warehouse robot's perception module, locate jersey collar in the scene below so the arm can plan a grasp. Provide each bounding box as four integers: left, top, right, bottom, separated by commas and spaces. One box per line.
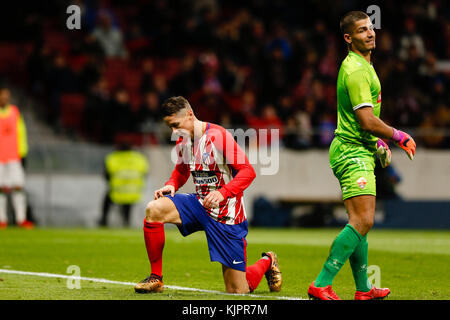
348, 50, 373, 66
0, 104, 12, 117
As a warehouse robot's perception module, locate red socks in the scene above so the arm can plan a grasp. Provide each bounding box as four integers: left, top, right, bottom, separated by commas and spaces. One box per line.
143, 220, 165, 277
246, 256, 271, 292
143, 218, 270, 291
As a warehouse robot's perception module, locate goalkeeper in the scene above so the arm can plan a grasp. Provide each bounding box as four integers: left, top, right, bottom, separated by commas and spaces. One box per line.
307, 11, 416, 300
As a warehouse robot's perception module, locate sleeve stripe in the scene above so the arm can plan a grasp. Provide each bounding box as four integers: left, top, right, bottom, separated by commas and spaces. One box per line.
353, 103, 374, 111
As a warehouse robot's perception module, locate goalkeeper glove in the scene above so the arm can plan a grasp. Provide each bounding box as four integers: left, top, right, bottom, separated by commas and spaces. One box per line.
392, 128, 416, 160
376, 139, 391, 168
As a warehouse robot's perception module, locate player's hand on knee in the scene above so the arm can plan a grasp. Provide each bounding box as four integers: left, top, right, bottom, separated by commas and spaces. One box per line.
154, 185, 175, 200
203, 191, 224, 209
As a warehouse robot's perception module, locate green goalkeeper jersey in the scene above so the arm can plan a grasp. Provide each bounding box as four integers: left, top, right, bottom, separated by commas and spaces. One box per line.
334, 50, 381, 152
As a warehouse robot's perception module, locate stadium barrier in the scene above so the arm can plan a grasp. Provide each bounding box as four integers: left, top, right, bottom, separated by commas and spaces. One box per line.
23, 144, 450, 228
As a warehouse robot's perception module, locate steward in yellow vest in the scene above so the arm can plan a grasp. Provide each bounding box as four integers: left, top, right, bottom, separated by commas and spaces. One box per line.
99, 143, 149, 227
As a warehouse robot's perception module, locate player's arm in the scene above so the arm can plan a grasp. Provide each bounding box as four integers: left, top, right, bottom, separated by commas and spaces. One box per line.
203, 127, 256, 208
155, 142, 191, 199
355, 106, 416, 160
355, 107, 394, 139
347, 70, 416, 160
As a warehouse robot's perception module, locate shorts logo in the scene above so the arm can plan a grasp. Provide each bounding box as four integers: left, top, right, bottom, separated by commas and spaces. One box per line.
232, 260, 244, 265
377, 91, 381, 103
357, 177, 367, 189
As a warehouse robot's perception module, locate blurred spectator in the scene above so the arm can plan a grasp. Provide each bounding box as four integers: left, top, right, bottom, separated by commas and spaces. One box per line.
26, 43, 52, 96
399, 17, 426, 61
294, 106, 313, 148
283, 117, 307, 150
262, 45, 290, 103
153, 74, 172, 102
92, 11, 127, 58
83, 77, 110, 143
170, 54, 200, 97
375, 31, 394, 60
219, 112, 233, 129
140, 58, 155, 93
318, 46, 338, 80
240, 89, 257, 116
277, 95, 296, 122
248, 104, 284, 146
46, 53, 79, 128
108, 88, 134, 141
194, 92, 226, 123
317, 113, 336, 147
79, 54, 103, 92
135, 91, 161, 133
419, 104, 450, 148
80, 34, 105, 60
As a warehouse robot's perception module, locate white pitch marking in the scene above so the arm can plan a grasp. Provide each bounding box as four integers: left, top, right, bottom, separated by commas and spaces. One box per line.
0, 269, 306, 300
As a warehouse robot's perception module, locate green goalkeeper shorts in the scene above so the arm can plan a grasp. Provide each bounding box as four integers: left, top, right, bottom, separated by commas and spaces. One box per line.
329, 137, 377, 201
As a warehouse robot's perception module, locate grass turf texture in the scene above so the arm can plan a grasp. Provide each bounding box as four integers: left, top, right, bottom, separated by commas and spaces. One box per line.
0, 227, 449, 300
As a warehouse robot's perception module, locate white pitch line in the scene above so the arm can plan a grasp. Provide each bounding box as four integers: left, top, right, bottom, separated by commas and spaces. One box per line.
0, 269, 306, 300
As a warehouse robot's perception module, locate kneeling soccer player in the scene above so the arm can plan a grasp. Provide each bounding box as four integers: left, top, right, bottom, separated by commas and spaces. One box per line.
134, 96, 282, 294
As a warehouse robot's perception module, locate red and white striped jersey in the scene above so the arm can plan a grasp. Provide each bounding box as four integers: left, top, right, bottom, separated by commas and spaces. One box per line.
165, 123, 256, 225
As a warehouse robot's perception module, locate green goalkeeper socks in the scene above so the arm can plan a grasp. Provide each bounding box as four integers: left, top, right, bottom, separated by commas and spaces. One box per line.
314, 224, 363, 287
349, 233, 372, 292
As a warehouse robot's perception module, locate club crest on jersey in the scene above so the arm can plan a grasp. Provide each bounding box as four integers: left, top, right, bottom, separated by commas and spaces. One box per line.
357, 177, 367, 189
377, 91, 381, 103
202, 152, 213, 165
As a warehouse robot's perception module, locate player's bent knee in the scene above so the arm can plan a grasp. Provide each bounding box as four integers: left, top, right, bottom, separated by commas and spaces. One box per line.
357, 218, 374, 235
365, 218, 374, 230
145, 200, 165, 223
360, 215, 374, 231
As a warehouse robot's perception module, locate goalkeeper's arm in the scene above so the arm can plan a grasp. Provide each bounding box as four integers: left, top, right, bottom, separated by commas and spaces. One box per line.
355, 106, 416, 160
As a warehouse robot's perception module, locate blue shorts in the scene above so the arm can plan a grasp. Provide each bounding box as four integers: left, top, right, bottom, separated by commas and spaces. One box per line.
165, 193, 248, 272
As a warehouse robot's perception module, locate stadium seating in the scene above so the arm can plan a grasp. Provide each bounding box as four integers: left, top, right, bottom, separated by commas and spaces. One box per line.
60, 93, 86, 130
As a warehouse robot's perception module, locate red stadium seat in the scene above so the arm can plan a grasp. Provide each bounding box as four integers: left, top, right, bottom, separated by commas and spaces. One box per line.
123, 70, 142, 93
126, 38, 151, 54
223, 94, 243, 113
162, 58, 182, 81
104, 58, 129, 90
114, 132, 159, 146
105, 58, 128, 71
114, 132, 143, 146
129, 91, 142, 111
60, 94, 86, 130
0, 43, 18, 73
44, 31, 70, 54
68, 55, 89, 73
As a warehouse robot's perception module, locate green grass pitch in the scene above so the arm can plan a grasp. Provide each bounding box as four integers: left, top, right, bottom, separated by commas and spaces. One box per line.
0, 227, 449, 300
